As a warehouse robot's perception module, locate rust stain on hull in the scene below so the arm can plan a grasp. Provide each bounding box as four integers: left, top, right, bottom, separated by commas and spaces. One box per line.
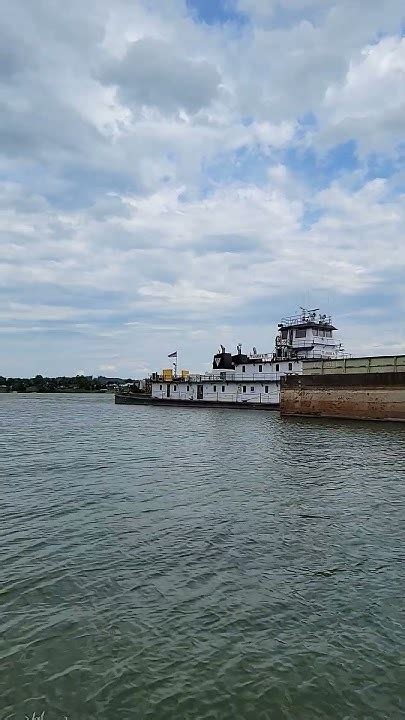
281, 387, 405, 422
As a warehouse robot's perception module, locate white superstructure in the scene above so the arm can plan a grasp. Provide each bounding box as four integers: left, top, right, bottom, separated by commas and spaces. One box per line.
151, 309, 344, 406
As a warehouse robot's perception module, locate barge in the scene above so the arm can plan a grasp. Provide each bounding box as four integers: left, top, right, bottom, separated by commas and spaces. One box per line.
280, 355, 405, 422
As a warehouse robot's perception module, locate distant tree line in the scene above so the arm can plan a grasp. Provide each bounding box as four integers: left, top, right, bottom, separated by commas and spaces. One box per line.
0, 375, 134, 393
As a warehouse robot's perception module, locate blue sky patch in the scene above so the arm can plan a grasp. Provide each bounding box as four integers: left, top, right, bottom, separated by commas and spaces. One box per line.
186, 0, 247, 26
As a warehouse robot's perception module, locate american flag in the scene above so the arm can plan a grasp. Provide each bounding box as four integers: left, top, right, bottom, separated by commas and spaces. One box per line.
168, 351, 177, 358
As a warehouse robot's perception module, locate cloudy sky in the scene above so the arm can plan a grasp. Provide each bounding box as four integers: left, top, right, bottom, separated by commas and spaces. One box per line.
1, 0, 405, 377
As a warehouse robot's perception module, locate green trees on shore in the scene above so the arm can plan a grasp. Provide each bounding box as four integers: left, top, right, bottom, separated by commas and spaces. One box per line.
0, 375, 133, 393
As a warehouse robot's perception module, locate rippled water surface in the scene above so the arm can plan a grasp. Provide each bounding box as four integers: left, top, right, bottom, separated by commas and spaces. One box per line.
1, 394, 405, 719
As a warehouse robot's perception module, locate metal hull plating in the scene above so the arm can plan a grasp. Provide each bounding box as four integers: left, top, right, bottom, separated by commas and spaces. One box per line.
115, 394, 279, 411
280, 371, 405, 422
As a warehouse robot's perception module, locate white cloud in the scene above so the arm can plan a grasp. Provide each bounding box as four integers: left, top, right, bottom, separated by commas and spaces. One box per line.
0, 0, 405, 374
231, 0, 405, 131
2, 172, 404, 325
321, 36, 405, 153
99, 37, 221, 114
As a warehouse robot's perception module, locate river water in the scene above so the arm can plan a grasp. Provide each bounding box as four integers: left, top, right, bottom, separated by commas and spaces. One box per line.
1, 393, 404, 719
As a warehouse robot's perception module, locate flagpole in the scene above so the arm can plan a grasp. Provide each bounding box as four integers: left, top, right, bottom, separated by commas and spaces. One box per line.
168, 351, 178, 378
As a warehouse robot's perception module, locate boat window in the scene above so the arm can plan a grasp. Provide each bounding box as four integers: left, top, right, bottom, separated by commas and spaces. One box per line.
259, 365, 262, 372
213, 385, 216, 392
187, 386, 189, 391
222, 386, 225, 392
159, 385, 162, 390
288, 363, 292, 371
265, 386, 269, 393
242, 386, 246, 393
173, 385, 177, 390
250, 386, 254, 392
276, 364, 279, 372
281, 329, 288, 340
295, 328, 306, 338
242, 366, 246, 372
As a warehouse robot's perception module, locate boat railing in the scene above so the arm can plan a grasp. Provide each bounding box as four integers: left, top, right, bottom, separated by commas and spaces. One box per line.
151, 391, 278, 403
233, 373, 284, 382
154, 373, 283, 383
278, 339, 336, 348
280, 312, 332, 327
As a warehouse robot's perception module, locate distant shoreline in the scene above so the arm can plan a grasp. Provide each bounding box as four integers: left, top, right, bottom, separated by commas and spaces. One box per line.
0, 389, 114, 394
0, 375, 136, 394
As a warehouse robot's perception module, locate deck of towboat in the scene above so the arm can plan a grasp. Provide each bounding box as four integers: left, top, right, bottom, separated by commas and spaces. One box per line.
115, 393, 279, 411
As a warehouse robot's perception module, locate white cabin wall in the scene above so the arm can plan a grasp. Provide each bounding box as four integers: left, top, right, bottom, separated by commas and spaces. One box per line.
291, 327, 311, 349
152, 381, 280, 404
152, 355, 303, 404
234, 360, 301, 381
294, 326, 338, 359
278, 323, 340, 360
152, 382, 195, 400
203, 382, 280, 403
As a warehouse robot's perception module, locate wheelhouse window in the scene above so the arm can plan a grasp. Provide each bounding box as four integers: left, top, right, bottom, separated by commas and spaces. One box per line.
295, 328, 307, 339
281, 329, 288, 340
265, 386, 269, 393
242, 386, 246, 393
259, 365, 263, 372
250, 386, 254, 392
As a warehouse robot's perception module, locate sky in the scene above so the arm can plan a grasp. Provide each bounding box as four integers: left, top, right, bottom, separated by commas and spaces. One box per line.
1, 0, 405, 377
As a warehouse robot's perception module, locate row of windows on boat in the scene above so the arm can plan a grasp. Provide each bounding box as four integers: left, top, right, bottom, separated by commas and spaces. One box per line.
280, 328, 332, 339
241, 363, 293, 372
160, 385, 275, 393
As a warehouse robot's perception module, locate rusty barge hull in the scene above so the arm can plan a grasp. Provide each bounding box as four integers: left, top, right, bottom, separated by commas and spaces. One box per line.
280, 372, 405, 422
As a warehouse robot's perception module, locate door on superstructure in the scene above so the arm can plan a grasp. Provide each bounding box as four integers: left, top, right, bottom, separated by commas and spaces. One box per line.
167, 384, 170, 398
197, 385, 203, 400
